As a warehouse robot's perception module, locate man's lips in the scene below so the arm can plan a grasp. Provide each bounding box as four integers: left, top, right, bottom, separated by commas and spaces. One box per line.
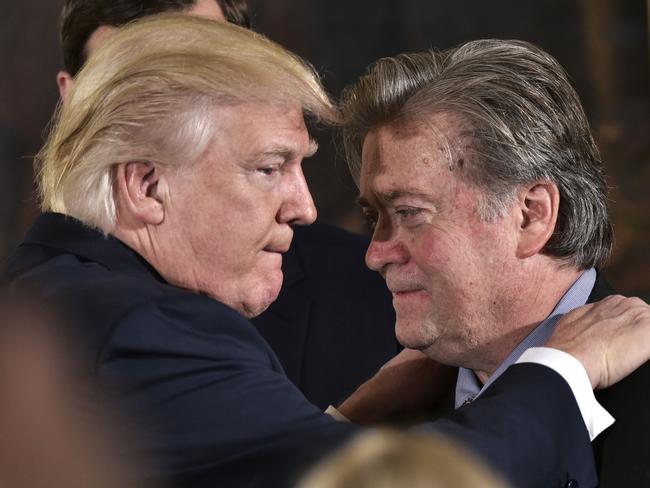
387, 284, 428, 302
391, 288, 426, 296
264, 230, 293, 254
387, 281, 426, 294
263, 243, 290, 254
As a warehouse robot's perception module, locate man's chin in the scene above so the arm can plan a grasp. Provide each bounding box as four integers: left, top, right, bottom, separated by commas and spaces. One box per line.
395, 318, 437, 350
240, 270, 284, 318
395, 331, 428, 350
240, 302, 270, 319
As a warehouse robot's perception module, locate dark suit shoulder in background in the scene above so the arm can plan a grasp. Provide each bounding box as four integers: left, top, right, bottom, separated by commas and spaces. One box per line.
253, 221, 400, 409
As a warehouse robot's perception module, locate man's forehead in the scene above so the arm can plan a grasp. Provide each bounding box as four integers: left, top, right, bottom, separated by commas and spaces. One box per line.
83, 0, 227, 57
371, 112, 465, 146
84, 25, 116, 57
210, 102, 314, 158
360, 112, 468, 173
357, 116, 468, 205
189, 0, 226, 22
358, 143, 442, 205
361, 128, 445, 175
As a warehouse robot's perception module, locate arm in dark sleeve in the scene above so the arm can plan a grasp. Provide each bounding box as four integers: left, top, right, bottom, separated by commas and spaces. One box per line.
98, 294, 595, 488
98, 294, 357, 487
428, 363, 597, 488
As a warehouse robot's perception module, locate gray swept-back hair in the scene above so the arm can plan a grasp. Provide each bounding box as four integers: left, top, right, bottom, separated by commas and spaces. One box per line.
340, 39, 612, 269
38, 13, 337, 233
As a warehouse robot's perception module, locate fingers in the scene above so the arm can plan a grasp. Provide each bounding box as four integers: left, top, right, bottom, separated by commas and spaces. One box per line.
547, 295, 650, 389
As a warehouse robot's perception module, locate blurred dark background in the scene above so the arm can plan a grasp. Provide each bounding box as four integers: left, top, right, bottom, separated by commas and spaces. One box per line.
1, 0, 648, 299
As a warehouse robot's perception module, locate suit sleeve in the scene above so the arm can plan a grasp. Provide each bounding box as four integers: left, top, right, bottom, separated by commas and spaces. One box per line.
428, 363, 598, 488
97, 294, 356, 487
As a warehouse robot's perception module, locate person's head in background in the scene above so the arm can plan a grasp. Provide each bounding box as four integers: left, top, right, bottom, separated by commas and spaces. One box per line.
298, 430, 510, 488
56, 0, 250, 99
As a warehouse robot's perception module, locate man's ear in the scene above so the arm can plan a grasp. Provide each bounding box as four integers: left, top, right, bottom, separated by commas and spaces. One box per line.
115, 161, 165, 226
516, 181, 560, 259
56, 71, 74, 101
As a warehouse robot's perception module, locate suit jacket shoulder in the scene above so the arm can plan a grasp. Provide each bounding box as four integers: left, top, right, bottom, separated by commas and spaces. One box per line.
590, 273, 650, 487
3, 213, 356, 486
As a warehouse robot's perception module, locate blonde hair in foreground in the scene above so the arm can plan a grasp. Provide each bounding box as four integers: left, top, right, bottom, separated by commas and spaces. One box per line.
37, 13, 337, 232
298, 430, 510, 488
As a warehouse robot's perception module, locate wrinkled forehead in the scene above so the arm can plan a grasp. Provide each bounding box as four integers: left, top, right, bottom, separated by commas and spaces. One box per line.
205, 101, 317, 161
360, 112, 467, 179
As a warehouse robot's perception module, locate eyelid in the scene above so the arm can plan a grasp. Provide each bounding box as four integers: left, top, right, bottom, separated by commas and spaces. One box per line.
394, 206, 421, 216
393, 206, 427, 226
257, 163, 282, 176
360, 207, 378, 227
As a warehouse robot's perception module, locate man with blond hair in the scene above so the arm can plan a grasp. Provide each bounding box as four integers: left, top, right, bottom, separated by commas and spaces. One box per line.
55, 0, 401, 411
5, 16, 650, 488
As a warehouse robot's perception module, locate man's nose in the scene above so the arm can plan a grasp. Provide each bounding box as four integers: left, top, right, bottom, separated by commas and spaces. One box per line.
365, 231, 408, 272
278, 167, 317, 225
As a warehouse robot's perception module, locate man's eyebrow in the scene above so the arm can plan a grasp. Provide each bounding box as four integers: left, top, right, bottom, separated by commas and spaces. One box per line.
357, 189, 434, 207
254, 138, 318, 162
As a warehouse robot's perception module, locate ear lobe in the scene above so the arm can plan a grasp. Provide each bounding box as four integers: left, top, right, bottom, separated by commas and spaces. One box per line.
56, 71, 74, 101
115, 161, 165, 226
516, 182, 560, 259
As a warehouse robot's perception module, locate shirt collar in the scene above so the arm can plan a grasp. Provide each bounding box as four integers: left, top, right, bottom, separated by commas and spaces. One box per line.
454, 268, 597, 408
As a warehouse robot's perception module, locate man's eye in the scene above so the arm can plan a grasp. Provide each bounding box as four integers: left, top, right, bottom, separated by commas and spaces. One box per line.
395, 207, 423, 222
257, 166, 280, 176
362, 211, 378, 229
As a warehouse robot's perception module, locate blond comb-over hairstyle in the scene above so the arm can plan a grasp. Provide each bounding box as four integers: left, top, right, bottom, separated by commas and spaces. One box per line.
38, 13, 337, 232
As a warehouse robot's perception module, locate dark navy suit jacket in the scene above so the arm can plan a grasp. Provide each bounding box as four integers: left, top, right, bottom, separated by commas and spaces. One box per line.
590, 276, 650, 487
3, 213, 598, 487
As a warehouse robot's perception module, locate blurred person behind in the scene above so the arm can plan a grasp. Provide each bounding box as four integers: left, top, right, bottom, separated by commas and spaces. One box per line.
0, 294, 153, 488
298, 430, 509, 488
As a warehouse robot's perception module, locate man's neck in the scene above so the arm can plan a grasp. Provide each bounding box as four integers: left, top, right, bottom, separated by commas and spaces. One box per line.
472, 261, 583, 383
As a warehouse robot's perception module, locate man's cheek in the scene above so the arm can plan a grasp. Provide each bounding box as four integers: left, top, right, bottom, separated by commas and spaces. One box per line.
415, 231, 452, 271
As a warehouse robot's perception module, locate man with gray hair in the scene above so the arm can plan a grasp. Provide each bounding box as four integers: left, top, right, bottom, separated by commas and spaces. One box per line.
341, 39, 648, 486
5, 16, 650, 488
